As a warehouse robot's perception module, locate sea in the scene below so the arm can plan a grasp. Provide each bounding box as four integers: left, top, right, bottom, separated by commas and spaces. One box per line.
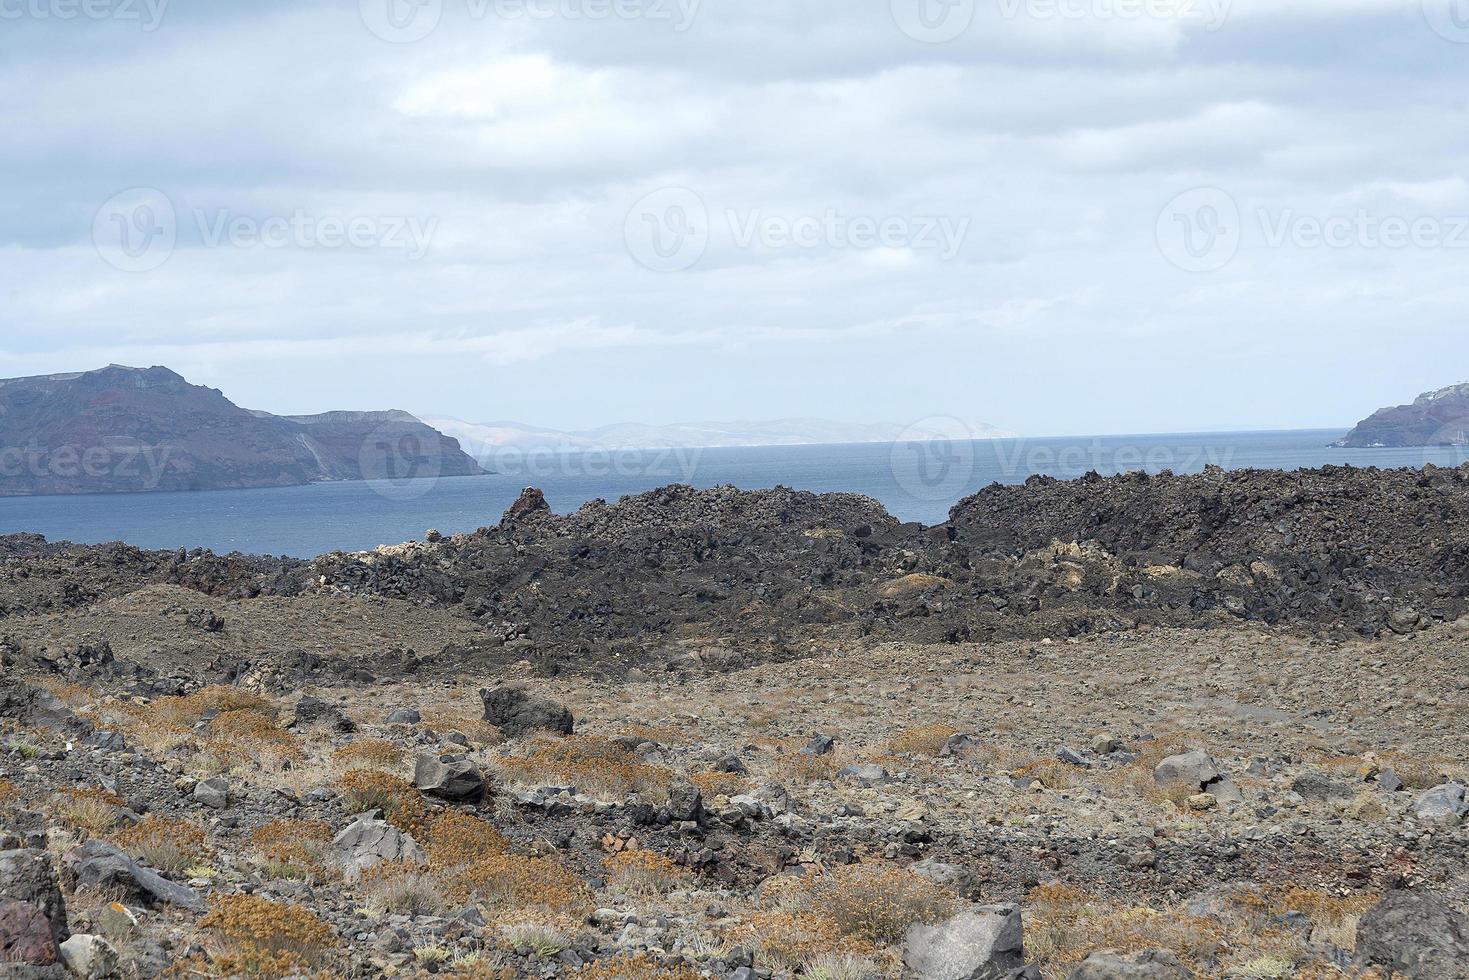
1, 429, 1464, 559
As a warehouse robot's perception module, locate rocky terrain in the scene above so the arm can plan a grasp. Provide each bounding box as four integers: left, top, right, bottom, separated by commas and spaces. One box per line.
0, 365, 483, 495
1336, 384, 1469, 448
1, 465, 1467, 978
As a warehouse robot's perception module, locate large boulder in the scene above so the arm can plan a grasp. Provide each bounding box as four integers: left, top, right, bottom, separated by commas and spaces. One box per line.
333, 817, 426, 879
1067, 950, 1195, 979
1355, 890, 1469, 978
0, 850, 68, 944
479, 687, 573, 738
904, 904, 1025, 980
1153, 750, 1241, 804
1411, 783, 1467, 826
59, 935, 120, 979
0, 899, 61, 968
413, 755, 487, 804
62, 841, 206, 912
0, 679, 88, 734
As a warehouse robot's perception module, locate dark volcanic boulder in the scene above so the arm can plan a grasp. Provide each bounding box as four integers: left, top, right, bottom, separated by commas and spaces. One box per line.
480, 687, 574, 738
62, 841, 206, 912
413, 754, 487, 803
1355, 890, 1469, 978
0, 852, 67, 963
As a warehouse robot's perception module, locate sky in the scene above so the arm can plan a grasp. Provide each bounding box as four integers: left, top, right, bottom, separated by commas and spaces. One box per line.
1, 0, 1467, 437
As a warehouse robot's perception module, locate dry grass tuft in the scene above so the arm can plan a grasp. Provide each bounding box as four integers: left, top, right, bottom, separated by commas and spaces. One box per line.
199, 893, 337, 976
362, 862, 447, 916
112, 816, 211, 875
884, 724, 960, 758
494, 736, 674, 802
336, 769, 431, 839
250, 819, 336, 879
52, 788, 125, 837
603, 849, 686, 897
748, 863, 954, 970
332, 738, 406, 771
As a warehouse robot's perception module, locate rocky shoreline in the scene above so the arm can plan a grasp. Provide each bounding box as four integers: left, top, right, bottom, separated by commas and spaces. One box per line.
1, 465, 1466, 977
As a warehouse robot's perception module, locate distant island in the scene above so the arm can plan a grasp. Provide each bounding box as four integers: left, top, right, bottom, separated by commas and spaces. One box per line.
427, 416, 1012, 455
0, 365, 483, 496
1335, 383, 1469, 448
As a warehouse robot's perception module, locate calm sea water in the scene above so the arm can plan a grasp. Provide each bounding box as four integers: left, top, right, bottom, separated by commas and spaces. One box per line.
1, 429, 1463, 558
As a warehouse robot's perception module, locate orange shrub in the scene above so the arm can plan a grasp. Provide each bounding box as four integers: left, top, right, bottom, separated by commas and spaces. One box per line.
200, 894, 336, 975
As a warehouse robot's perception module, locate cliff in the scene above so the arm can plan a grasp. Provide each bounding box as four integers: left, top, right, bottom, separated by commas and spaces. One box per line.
1336, 383, 1469, 447
0, 365, 483, 495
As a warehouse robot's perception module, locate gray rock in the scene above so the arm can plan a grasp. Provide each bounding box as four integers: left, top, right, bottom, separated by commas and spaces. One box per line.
1066, 949, 1195, 979
665, 780, 703, 822
904, 904, 1024, 980
1378, 768, 1405, 794
1412, 783, 1468, 826
479, 687, 574, 738
801, 735, 835, 756
0, 850, 68, 945
1355, 890, 1469, 978
1091, 733, 1124, 755
59, 935, 120, 979
1154, 750, 1240, 803
940, 733, 980, 758
1291, 772, 1355, 803
333, 818, 426, 879
1057, 746, 1091, 768
62, 841, 206, 912
837, 763, 891, 788
193, 777, 229, 810
1154, 750, 1221, 787
294, 696, 355, 732
413, 755, 486, 804
386, 708, 422, 725
910, 857, 981, 897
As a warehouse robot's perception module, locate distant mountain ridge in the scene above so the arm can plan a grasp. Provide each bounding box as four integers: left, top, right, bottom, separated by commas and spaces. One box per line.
0, 365, 483, 496
428, 416, 1012, 456
1335, 383, 1469, 448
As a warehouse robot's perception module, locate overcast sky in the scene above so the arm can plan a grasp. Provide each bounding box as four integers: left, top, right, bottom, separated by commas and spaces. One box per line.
2, 0, 1467, 436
